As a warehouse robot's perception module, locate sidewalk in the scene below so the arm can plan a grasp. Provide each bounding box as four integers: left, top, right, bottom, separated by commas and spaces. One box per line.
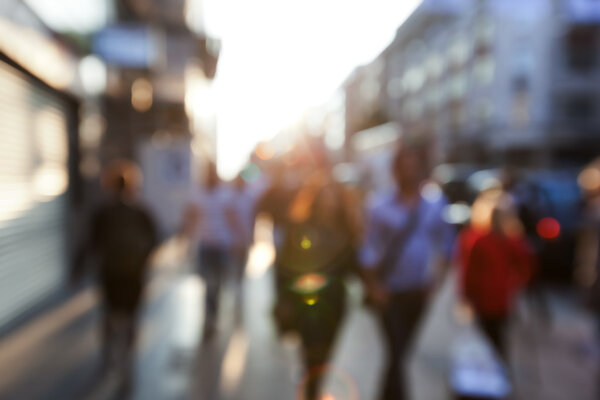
1, 235, 597, 400
0, 237, 189, 400
410, 272, 600, 400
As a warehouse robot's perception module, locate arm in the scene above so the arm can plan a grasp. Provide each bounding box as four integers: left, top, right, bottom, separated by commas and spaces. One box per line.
179, 203, 200, 239
358, 202, 390, 308
225, 202, 245, 244
464, 239, 484, 305
69, 209, 100, 287
432, 203, 457, 288
341, 186, 365, 247
512, 239, 537, 287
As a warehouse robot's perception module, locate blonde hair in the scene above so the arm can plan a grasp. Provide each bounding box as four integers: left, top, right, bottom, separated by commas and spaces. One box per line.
470, 189, 523, 237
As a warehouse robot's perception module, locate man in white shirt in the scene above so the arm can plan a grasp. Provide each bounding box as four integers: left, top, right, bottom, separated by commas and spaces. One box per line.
183, 163, 236, 339
227, 173, 266, 319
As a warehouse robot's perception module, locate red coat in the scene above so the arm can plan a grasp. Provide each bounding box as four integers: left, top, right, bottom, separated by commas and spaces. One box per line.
456, 227, 484, 292
463, 232, 536, 317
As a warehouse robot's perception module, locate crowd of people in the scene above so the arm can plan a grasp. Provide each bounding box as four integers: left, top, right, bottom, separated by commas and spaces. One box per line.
71, 138, 600, 399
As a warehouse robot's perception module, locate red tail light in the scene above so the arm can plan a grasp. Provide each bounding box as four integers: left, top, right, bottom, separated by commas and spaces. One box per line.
537, 217, 561, 240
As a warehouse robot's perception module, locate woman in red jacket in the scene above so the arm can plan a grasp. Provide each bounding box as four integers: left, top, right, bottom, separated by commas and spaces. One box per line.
463, 192, 536, 358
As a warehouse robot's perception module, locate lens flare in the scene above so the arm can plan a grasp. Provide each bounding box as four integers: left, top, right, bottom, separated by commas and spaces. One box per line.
303, 295, 319, 306
301, 236, 312, 250
297, 366, 360, 400
292, 273, 328, 295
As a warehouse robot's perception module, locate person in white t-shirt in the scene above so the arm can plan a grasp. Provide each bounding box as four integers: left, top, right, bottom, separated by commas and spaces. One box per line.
182, 163, 236, 339
227, 173, 267, 319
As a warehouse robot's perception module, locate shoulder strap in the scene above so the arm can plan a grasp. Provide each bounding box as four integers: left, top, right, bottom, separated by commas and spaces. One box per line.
377, 200, 422, 279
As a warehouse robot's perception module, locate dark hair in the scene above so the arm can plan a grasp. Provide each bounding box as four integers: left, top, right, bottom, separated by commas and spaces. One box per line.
115, 174, 127, 194
390, 143, 432, 185
392, 145, 427, 169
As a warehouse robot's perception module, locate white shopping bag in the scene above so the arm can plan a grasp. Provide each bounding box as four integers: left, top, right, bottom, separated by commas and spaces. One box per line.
448, 302, 512, 399
449, 331, 511, 399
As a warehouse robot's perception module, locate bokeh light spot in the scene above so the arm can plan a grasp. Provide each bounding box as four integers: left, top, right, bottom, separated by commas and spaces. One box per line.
537, 217, 561, 240
240, 163, 261, 183
255, 142, 275, 160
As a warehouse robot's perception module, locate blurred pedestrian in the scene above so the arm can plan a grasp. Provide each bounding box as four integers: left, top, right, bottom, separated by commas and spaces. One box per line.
256, 161, 301, 334
228, 173, 261, 320
277, 167, 360, 400
463, 191, 536, 358
360, 145, 455, 400
577, 159, 600, 398
72, 159, 158, 393
182, 162, 236, 339
455, 188, 503, 301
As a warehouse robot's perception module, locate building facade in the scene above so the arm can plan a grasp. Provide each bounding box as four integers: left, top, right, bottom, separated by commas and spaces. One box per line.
0, 0, 83, 332
347, 0, 600, 168
94, 0, 220, 236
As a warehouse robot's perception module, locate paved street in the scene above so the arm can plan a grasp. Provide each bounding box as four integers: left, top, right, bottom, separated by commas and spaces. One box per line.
0, 228, 598, 400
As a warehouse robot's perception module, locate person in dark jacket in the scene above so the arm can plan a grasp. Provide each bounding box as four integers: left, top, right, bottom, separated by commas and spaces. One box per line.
278, 169, 360, 400
73, 160, 157, 393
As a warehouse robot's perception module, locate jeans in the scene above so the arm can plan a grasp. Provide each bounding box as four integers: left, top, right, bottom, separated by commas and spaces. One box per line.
198, 245, 229, 332
379, 289, 428, 400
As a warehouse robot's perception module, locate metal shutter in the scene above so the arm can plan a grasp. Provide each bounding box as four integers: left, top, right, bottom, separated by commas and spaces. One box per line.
0, 61, 69, 328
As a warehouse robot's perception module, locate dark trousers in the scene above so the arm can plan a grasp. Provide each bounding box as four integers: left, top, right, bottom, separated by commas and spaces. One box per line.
299, 281, 346, 400
198, 245, 229, 333
477, 315, 508, 360
379, 289, 428, 400
231, 246, 249, 313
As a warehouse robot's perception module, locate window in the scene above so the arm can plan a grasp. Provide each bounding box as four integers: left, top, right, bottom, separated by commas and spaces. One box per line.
425, 87, 442, 109
475, 19, 495, 46
511, 92, 530, 129
565, 95, 595, 123
473, 55, 495, 85
448, 72, 467, 100
475, 99, 494, 125
426, 53, 445, 80
403, 98, 424, 121
402, 67, 426, 94
387, 77, 404, 99
565, 26, 598, 72
448, 37, 470, 66
449, 102, 465, 132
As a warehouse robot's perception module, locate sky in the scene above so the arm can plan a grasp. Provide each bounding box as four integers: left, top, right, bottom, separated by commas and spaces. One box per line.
202, 0, 421, 177
24, 0, 422, 178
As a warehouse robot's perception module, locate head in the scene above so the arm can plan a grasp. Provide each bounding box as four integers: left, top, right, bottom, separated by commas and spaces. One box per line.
391, 145, 428, 193
490, 193, 524, 237
470, 189, 502, 233
204, 162, 220, 189
579, 158, 600, 207
500, 164, 519, 191
101, 159, 142, 200
312, 183, 340, 224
